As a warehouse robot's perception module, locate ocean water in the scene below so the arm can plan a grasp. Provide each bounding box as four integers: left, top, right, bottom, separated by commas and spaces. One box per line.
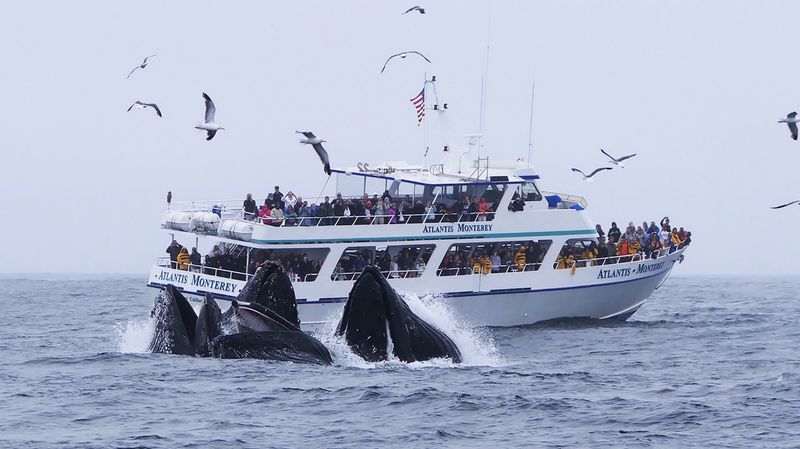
1, 275, 798, 448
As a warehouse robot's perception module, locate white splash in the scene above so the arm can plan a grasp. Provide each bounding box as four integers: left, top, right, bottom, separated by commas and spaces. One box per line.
312, 291, 503, 368
114, 318, 154, 353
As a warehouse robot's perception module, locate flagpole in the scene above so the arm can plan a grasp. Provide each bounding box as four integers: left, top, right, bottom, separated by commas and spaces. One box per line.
527, 79, 535, 168
423, 72, 429, 165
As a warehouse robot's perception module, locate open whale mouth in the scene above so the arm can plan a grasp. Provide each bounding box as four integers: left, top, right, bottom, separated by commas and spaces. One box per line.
337, 266, 462, 363
236, 261, 300, 329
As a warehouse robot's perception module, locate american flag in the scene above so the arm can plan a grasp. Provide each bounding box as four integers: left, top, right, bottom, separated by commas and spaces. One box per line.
410, 87, 425, 125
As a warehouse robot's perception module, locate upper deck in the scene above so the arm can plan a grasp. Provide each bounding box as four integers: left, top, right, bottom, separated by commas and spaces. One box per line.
162, 159, 595, 246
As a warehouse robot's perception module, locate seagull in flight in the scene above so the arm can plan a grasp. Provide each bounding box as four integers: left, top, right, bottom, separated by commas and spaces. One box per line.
778, 112, 799, 141
600, 149, 637, 167
571, 167, 612, 182
380, 51, 431, 74
126, 54, 157, 79
403, 6, 425, 14
126, 101, 162, 117
296, 131, 331, 175
195, 93, 224, 140
771, 200, 800, 209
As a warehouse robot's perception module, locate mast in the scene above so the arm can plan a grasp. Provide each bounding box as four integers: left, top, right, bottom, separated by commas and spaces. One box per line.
526, 80, 535, 168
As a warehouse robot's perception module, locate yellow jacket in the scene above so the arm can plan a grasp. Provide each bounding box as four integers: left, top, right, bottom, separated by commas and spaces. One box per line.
177, 248, 191, 270
515, 246, 527, 269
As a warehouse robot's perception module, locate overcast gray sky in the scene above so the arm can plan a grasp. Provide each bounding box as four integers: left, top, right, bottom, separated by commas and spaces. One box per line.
1, 1, 798, 276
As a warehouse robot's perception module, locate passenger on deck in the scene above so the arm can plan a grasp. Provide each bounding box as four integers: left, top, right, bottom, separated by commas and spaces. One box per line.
425, 201, 436, 222
647, 233, 662, 258
556, 248, 575, 269
587, 241, 599, 266
514, 245, 527, 271
647, 221, 659, 236
382, 189, 393, 204
490, 251, 502, 273
595, 224, 605, 239
284, 205, 298, 226
333, 193, 345, 217
389, 256, 400, 278
605, 239, 618, 264
272, 186, 283, 207
243, 193, 257, 221
472, 252, 493, 274
680, 231, 692, 248
259, 200, 271, 224
299, 202, 312, 226
177, 246, 191, 271
628, 238, 642, 260
387, 202, 399, 224
166, 240, 184, 269
190, 247, 201, 272
319, 196, 333, 225
477, 197, 489, 221
617, 236, 631, 262
635, 226, 647, 247
597, 236, 610, 263
270, 205, 285, 226
608, 222, 621, 243
459, 195, 471, 222
624, 222, 636, 241
374, 198, 387, 224
659, 225, 671, 246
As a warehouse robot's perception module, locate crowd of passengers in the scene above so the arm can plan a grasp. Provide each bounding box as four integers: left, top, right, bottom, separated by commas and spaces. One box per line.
439, 241, 549, 276
239, 186, 500, 226
165, 240, 322, 281
554, 217, 692, 269
332, 248, 428, 280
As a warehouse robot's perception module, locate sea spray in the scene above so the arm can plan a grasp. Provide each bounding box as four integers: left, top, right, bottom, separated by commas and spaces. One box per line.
114, 318, 154, 353
311, 291, 503, 368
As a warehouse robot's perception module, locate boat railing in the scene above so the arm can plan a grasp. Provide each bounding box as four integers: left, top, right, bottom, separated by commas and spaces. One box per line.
332, 269, 424, 281
559, 246, 677, 270
249, 211, 495, 228
436, 262, 543, 276
155, 257, 324, 284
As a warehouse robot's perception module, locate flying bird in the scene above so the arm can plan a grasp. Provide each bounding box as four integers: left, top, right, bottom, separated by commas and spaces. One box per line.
571, 167, 613, 182
778, 112, 799, 141
296, 131, 331, 175
126, 100, 162, 117
600, 149, 637, 167
403, 6, 425, 14
126, 54, 157, 79
771, 200, 800, 209
380, 51, 431, 74
195, 93, 224, 140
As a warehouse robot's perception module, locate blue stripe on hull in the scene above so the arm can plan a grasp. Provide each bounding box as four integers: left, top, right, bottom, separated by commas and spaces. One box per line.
147, 263, 671, 304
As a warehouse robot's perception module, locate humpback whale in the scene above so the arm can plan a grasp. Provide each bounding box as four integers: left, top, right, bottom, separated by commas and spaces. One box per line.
148, 285, 197, 356
146, 262, 459, 365
336, 266, 462, 363
212, 301, 331, 365
193, 294, 223, 357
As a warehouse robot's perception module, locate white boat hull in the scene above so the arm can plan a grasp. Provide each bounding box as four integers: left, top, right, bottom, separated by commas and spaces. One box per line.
148, 249, 683, 327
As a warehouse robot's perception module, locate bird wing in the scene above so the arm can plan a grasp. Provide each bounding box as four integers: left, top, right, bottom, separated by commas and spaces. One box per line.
206, 129, 217, 141
202, 93, 216, 123
789, 122, 798, 140
788, 111, 798, 119
771, 200, 800, 209
380, 54, 401, 74
312, 143, 332, 175
143, 54, 157, 64
408, 51, 432, 63
126, 103, 135, 112
600, 148, 616, 161
617, 153, 637, 162
296, 131, 316, 138
588, 167, 613, 177
402, 6, 417, 14
145, 102, 163, 117
570, 168, 586, 177
126, 66, 139, 79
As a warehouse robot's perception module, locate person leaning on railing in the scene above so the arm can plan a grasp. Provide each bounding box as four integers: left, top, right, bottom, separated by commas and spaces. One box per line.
514, 245, 527, 271
176, 246, 191, 271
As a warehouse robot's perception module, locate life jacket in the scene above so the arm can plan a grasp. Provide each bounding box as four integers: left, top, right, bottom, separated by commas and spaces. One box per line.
629, 241, 641, 254
515, 248, 526, 269
480, 256, 493, 274
618, 241, 630, 256
671, 233, 681, 245
177, 249, 191, 270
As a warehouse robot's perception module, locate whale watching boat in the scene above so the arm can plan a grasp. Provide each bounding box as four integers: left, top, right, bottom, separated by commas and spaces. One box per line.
149, 155, 687, 327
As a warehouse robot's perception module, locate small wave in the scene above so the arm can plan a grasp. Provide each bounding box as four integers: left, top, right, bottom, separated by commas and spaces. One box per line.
114, 318, 154, 353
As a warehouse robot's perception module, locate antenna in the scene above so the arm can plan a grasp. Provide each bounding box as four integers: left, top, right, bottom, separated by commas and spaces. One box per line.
526, 80, 535, 168
477, 9, 491, 159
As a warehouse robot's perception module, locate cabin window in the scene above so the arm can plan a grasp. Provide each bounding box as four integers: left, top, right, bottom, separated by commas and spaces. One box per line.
332, 244, 436, 280
437, 240, 552, 276
243, 247, 329, 282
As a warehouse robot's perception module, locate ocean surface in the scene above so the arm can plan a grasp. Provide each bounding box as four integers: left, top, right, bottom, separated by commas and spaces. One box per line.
1, 275, 798, 448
